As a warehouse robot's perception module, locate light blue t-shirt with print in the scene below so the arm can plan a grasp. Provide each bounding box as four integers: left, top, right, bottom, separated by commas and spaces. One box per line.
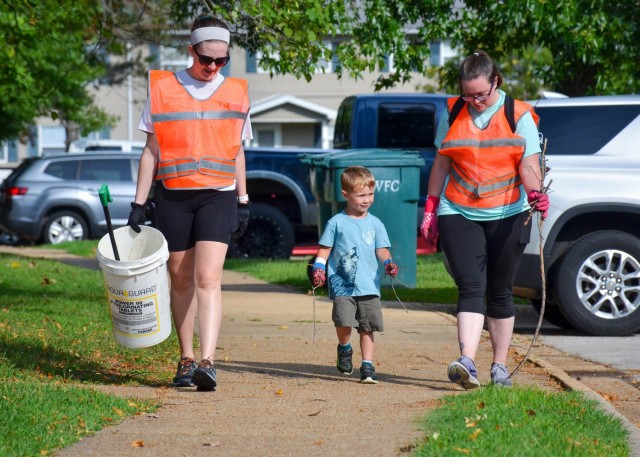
434, 90, 542, 221
318, 211, 391, 299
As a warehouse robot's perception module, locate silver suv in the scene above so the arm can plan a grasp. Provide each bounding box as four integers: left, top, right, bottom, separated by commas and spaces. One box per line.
515, 95, 640, 336
0, 152, 140, 244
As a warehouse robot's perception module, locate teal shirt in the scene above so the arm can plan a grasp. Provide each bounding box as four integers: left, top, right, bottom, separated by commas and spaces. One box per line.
318, 211, 391, 299
434, 90, 542, 221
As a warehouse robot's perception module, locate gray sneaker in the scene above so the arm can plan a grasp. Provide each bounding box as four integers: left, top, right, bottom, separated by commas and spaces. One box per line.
490, 362, 513, 387
447, 355, 480, 389
192, 359, 217, 392
172, 357, 196, 387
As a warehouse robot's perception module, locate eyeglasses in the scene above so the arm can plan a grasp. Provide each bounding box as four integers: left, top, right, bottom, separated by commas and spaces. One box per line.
461, 80, 495, 103
193, 48, 230, 67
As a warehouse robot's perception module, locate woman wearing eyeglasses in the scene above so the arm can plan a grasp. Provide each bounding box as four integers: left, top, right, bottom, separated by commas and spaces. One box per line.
421, 50, 549, 389
128, 15, 252, 392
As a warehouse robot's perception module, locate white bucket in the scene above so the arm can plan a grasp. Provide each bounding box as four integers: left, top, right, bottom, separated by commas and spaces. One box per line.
96, 226, 171, 348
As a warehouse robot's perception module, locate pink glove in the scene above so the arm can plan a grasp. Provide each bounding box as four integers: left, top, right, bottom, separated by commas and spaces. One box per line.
420, 195, 440, 248
384, 259, 398, 277
311, 262, 326, 288
527, 190, 549, 219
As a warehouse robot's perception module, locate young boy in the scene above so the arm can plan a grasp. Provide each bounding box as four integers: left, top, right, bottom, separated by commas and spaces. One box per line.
311, 166, 398, 384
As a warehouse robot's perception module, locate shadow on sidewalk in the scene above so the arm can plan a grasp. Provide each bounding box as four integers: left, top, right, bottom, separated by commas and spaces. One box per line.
222, 283, 304, 295
217, 359, 453, 391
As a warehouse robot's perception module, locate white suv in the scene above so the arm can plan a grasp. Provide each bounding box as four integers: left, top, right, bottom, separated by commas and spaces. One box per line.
515, 95, 640, 336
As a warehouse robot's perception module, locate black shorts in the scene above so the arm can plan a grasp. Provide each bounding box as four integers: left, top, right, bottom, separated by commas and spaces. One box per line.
153, 183, 238, 252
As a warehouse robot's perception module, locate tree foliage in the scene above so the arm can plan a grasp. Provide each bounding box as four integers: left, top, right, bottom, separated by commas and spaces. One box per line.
457, 0, 640, 96
169, 0, 461, 89
0, 0, 168, 145
0, 1, 111, 143
170, 0, 640, 97
2, 0, 639, 144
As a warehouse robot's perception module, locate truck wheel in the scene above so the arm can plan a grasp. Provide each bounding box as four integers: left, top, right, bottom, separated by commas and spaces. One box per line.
553, 230, 640, 336
41, 210, 88, 244
530, 299, 573, 329
228, 203, 295, 259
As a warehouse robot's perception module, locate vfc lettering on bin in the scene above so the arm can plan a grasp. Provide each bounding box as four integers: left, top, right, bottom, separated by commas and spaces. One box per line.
375, 180, 400, 192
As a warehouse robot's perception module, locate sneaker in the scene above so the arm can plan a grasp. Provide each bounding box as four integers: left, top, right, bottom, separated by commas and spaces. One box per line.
191, 359, 217, 391
336, 345, 354, 375
172, 357, 196, 387
447, 356, 480, 390
359, 363, 378, 384
490, 362, 513, 387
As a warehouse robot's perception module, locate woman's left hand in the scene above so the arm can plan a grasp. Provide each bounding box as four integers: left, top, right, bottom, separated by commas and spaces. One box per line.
527, 191, 549, 219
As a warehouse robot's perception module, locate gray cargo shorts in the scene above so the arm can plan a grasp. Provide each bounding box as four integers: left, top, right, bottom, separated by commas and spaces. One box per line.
332, 295, 384, 333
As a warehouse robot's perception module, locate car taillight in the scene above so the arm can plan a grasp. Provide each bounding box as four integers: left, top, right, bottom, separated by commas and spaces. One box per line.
7, 186, 27, 196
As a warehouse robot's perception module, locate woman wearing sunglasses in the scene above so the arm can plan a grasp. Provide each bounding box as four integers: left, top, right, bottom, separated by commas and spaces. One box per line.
421, 50, 549, 389
129, 15, 252, 392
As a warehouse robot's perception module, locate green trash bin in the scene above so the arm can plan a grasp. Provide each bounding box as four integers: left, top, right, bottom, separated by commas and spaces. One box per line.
300, 149, 425, 288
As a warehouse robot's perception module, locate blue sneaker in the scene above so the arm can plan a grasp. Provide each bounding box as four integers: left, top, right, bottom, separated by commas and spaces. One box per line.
359, 363, 378, 384
172, 357, 196, 387
447, 356, 480, 389
192, 359, 217, 391
336, 345, 354, 375
490, 362, 513, 387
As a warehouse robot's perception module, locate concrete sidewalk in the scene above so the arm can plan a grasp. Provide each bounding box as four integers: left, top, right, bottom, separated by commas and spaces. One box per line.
0, 245, 638, 455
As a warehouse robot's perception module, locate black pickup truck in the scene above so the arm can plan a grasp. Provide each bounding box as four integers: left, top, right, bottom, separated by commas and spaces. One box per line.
231, 93, 452, 259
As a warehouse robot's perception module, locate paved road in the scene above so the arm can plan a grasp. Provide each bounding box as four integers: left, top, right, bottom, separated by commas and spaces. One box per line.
512, 305, 640, 373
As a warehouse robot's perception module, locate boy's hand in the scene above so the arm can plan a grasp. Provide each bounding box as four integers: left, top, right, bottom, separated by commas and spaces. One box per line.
311, 262, 326, 288
384, 259, 398, 277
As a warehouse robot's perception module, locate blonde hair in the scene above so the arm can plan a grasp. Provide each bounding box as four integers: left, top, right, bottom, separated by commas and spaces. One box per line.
340, 166, 375, 193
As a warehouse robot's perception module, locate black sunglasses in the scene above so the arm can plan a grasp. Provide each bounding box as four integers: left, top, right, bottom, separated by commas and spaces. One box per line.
193, 48, 230, 67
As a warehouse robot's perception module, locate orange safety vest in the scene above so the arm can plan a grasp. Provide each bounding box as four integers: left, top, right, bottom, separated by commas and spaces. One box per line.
149, 70, 250, 190
439, 97, 539, 209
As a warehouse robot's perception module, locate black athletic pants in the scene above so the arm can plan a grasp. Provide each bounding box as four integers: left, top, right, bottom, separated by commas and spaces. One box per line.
438, 212, 531, 319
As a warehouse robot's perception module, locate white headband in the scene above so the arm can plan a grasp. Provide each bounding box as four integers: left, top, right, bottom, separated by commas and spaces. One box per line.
191, 27, 230, 45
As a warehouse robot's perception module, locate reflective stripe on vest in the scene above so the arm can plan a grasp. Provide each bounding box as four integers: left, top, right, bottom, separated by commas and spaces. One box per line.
152, 111, 246, 122
439, 97, 538, 209
155, 157, 237, 181
149, 70, 249, 190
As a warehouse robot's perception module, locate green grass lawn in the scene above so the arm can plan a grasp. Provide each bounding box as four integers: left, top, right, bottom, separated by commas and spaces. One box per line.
0, 253, 167, 456
0, 243, 631, 457
225, 253, 459, 304
410, 385, 629, 456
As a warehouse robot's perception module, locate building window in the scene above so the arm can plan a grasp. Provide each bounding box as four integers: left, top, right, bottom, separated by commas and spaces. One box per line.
39, 126, 66, 156
429, 42, 442, 66
247, 41, 345, 74
252, 125, 282, 147
8, 140, 17, 163
159, 45, 189, 72
246, 52, 257, 73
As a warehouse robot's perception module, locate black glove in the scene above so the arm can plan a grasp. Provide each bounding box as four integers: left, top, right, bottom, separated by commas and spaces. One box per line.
232, 203, 250, 239
127, 202, 146, 233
